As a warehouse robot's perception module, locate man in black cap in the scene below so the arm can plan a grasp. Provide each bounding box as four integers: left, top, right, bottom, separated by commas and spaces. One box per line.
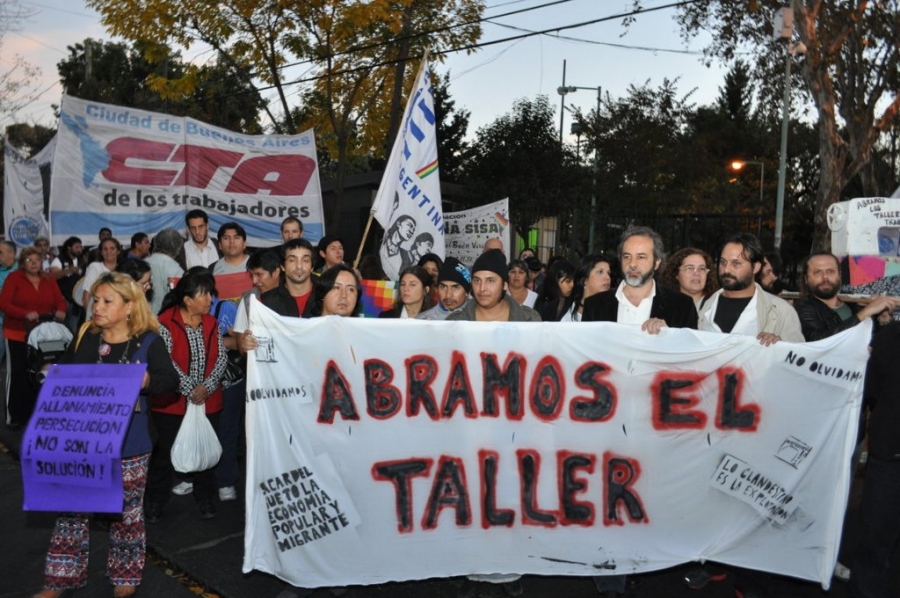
417, 257, 472, 321
448, 249, 539, 322
447, 247, 536, 597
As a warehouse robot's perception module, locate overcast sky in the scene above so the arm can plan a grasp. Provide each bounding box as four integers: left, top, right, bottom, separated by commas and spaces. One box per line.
5, 0, 731, 139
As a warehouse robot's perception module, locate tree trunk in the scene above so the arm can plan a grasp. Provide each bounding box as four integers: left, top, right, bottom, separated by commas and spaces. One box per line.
384, 3, 415, 160
859, 160, 880, 197
812, 133, 845, 252
327, 135, 349, 235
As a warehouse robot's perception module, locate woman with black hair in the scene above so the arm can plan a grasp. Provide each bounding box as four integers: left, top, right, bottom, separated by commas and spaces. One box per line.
116, 258, 153, 303
145, 266, 227, 521
378, 266, 432, 319
535, 258, 576, 322
507, 259, 538, 308
310, 264, 362, 317
561, 254, 615, 322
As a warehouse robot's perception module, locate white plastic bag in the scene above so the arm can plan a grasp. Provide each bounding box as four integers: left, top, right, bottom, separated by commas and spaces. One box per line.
171, 402, 222, 473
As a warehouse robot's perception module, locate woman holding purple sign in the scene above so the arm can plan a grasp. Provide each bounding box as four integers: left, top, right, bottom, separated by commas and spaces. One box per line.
34, 272, 177, 598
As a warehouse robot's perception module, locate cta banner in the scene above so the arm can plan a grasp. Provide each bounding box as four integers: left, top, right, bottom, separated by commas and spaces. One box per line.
444, 198, 511, 267
242, 304, 868, 590
49, 95, 324, 247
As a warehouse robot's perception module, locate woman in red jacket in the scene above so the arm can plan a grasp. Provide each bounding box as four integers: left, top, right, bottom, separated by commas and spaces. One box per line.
0, 245, 66, 429
146, 267, 226, 521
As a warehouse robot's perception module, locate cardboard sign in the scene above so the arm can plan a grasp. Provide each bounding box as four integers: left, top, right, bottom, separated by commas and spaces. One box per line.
21, 363, 146, 513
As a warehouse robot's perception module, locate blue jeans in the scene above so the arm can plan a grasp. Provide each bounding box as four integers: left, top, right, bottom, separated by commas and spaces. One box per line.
850, 456, 900, 598
216, 380, 245, 489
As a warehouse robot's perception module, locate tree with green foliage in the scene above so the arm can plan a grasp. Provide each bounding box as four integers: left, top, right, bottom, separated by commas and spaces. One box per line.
56, 39, 263, 132
432, 71, 470, 184
568, 65, 819, 255
660, 0, 900, 250
577, 79, 697, 215
462, 96, 589, 255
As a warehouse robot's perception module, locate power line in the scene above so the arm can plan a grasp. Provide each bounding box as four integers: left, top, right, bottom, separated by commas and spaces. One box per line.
484, 19, 707, 56
269, 0, 581, 78
253, 0, 704, 96
20, 1, 98, 20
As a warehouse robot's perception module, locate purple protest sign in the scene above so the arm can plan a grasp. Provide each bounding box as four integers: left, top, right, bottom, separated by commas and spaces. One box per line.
21, 363, 146, 513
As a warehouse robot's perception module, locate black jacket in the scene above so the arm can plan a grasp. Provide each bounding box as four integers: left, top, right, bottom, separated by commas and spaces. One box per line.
582, 285, 698, 329
378, 307, 402, 319
260, 285, 315, 318
793, 297, 862, 342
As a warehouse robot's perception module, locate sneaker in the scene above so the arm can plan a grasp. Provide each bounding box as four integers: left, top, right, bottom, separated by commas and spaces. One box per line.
834, 561, 851, 581
219, 486, 237, 501
172, 481, 193, 495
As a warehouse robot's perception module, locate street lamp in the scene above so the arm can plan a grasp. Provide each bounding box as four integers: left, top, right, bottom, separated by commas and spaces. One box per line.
773, 6, 806, 251
730, 160, 765, 205
557, 79, 602, 252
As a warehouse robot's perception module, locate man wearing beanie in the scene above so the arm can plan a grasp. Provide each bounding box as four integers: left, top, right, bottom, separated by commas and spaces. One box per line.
417, 257, 472, 321
447, 249, 537, 596
448, 249, 539, 321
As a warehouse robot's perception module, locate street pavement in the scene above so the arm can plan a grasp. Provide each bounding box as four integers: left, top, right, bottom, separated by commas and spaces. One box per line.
0, 387, 888, 598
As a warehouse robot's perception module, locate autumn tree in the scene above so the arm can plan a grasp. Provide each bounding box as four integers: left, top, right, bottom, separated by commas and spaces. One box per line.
663, 0, 900, 250
86, 0, 484, 231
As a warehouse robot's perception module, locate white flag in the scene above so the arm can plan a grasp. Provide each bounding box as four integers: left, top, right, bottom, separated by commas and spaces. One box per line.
371, 56, 444, 280
3, 135, 54, 246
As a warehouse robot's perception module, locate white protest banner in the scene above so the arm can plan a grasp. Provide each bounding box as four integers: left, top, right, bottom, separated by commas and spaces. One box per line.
49, 95, 324, 247
3, 135, 54, 246
243, 303, 868, 590
444, 198, 511, 267
371, 56, 444, 280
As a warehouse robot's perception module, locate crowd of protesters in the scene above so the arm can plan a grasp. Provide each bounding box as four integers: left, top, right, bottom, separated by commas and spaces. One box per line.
4, 213, 899, 598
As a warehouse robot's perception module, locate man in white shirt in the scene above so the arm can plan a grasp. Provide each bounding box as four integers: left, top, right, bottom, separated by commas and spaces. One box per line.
699, 233, 803, 344
183, 209, 219, 268
582, 226, 698, 332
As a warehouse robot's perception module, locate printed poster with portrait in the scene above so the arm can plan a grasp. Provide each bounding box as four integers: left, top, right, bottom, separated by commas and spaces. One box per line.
444, 198, 511, 268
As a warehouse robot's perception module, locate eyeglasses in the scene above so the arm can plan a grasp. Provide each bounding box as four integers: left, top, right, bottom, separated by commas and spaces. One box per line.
680, 265, 708, 274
